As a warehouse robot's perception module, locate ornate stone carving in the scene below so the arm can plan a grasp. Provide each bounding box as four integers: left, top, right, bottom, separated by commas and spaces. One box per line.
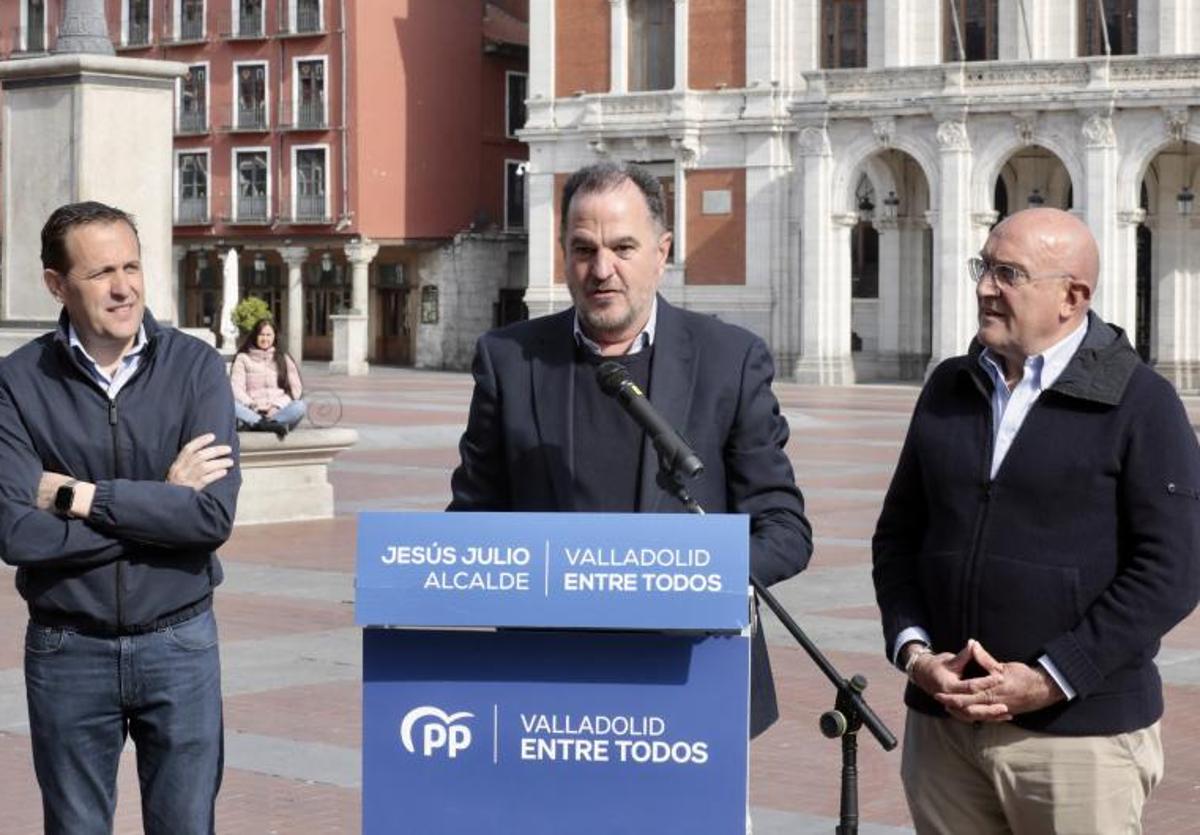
972, 211, 999, 228
1013, 113, 1037, 146
1164, 107, 1190, 143
872, 117, 895, 148
631, 136, 652, 162
797, 126, 831, 157
1081, 113, 1116, 148
1117, 209, 1148, 226
832, 212, 861, 228
588, 137, 609, 156
936, 120, 970, 152
670, 134, 700, 169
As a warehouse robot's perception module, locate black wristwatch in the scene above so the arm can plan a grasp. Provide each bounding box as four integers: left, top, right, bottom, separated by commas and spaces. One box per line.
54, 479, 79, 517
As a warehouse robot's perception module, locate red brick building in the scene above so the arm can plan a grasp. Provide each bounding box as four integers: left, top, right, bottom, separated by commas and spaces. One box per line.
0, 0, 528, 368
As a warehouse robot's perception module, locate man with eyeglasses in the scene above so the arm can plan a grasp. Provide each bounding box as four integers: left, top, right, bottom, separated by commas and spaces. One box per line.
0, 202, 239, 834
872, 207, 1200, 834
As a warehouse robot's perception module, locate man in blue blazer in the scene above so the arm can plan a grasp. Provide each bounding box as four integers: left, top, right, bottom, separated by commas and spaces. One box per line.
449, 160, 812, 738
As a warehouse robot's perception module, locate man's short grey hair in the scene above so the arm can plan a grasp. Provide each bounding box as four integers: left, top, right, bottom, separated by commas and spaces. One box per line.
559, 161, 668, 242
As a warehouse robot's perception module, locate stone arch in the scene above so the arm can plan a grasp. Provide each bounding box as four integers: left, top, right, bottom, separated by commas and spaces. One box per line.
830, 129, 940, 218
972, 127, 1084, 214
1118, 120, 1200, 213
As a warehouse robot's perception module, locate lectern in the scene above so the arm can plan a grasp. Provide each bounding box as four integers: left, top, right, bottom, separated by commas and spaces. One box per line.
357, 512, 752, 834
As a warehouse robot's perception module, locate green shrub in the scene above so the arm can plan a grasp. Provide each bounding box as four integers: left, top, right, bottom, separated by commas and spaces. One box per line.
231, 296, 272, 335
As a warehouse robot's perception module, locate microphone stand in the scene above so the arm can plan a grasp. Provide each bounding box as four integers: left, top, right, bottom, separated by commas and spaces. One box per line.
657, 463, 897, 835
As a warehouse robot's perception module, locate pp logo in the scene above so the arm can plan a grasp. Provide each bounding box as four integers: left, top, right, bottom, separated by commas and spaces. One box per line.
399, 706, 474, 758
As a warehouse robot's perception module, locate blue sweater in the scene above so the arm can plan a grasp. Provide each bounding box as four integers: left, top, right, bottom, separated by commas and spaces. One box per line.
0, 311, 240, 633
873, 313, 1200, 735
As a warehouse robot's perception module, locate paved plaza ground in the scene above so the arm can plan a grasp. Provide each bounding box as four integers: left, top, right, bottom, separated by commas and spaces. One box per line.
1, 363, 1198, 833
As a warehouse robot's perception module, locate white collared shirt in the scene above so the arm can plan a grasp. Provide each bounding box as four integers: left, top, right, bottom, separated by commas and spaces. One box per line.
68, 322, 148, 400
979, 317, 1089, 479
573, 297, 658, 356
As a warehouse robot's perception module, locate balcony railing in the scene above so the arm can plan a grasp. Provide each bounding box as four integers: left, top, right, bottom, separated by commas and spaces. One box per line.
236, 194, 269, 222
177, 197, 209, 224
126, 19, 151, 47
296, 4, 322, 33
295, 194, 328, 222
235, 103, 268, 131
239, 12, 264, 38
277, 100, 327, 130
180, 14, 204, 41
220, 11, 267, 39
178, 109, 208, 134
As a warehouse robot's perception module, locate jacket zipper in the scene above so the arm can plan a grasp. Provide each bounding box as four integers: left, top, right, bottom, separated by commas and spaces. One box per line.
110, 399, 123, 629
960, 373, 996, 643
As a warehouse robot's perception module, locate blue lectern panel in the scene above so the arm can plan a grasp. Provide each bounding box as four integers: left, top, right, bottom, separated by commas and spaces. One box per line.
362, 629, 749, 835
356, 512, 749, 630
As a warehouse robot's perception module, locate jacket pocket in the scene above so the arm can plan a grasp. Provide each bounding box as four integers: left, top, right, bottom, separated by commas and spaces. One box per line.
975, 555, 1081, 663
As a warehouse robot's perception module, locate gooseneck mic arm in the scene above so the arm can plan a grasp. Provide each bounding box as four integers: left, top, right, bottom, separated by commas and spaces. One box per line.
596, 361, 704, 479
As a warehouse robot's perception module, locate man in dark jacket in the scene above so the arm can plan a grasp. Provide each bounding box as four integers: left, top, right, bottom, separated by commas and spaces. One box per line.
0, 202, 239, 835
449, 161, 812, 740
873, 207, 1200, 834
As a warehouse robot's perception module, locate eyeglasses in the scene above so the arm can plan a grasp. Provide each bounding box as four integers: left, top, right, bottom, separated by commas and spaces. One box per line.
967, 257, 1071, 288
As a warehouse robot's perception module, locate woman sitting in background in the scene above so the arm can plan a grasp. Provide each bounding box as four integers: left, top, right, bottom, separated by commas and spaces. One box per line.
230, 318, 306, 437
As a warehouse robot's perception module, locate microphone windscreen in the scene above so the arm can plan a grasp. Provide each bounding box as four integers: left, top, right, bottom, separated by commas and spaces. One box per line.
595, 360, 629, 396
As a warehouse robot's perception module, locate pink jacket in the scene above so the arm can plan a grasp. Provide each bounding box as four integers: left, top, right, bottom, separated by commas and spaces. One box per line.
230, 348, 302, 411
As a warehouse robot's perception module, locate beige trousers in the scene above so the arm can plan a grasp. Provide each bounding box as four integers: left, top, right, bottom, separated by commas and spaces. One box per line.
901, 711, 1163, 835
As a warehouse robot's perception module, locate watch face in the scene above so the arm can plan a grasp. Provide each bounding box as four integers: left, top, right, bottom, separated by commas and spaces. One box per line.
54, 483, 74, 515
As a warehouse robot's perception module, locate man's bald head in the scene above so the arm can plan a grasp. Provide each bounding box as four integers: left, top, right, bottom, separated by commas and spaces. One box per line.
990, 208, 1100, 293
975, 208, 1099, 371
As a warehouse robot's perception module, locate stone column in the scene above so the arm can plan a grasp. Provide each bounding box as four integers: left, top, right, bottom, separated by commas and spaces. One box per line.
529, 0, 555, 101
345, 239, 379, 315
609, 0, 628, 93
793, 124, 854, 384
673, 0, 688, 91
1149, 153, 1200, 391
897, 216, 933, 378
523, 156, 570, 318
331, 239, 378, 376
929, 116, 976, 369
1081, 111, 1131, 333
277, 246, 309, 361
874, 217, 901, 377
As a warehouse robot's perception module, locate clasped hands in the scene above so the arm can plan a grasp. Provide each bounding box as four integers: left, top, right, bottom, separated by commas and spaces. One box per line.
908, 638, 1066, 723
37, 433, 233, 516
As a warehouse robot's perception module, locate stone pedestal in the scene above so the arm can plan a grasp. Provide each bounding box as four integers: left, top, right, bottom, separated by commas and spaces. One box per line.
0, 54, 186, 334
236, 427, 359, 525
329, 313, 369, 376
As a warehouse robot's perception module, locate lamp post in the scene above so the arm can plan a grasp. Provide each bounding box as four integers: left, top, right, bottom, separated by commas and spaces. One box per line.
54, 0, 115, 56
882, 191, 900, 221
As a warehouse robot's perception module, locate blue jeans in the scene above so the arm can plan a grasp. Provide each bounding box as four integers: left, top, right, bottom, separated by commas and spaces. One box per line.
234, 399, 307, 429
24, 608, 224, 835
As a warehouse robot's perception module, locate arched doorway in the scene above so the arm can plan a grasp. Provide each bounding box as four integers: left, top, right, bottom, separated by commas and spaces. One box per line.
848, 149, 933, 381
1139, 140, 1200, 389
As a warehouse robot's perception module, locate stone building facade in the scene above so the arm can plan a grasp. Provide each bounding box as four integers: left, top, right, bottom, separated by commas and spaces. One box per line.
523, 0, 1200, 389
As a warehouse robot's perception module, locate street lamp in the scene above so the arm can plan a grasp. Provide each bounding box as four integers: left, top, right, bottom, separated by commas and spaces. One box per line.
882, 191, 900, 221
1027, 189, 1045, 206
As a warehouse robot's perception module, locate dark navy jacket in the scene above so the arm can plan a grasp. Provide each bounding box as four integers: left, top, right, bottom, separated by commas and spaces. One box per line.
873, 313, 1200, 735
448, 297, 813, 737
0, 310, 240, 633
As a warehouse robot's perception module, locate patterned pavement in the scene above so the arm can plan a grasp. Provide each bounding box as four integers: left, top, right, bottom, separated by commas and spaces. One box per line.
1, 363, 1198, 833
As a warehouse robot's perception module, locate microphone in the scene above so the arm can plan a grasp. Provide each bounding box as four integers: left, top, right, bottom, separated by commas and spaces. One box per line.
596, 361, 704, 479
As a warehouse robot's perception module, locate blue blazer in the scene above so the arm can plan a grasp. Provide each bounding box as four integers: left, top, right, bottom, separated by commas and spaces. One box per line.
449, 296, 813, 736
